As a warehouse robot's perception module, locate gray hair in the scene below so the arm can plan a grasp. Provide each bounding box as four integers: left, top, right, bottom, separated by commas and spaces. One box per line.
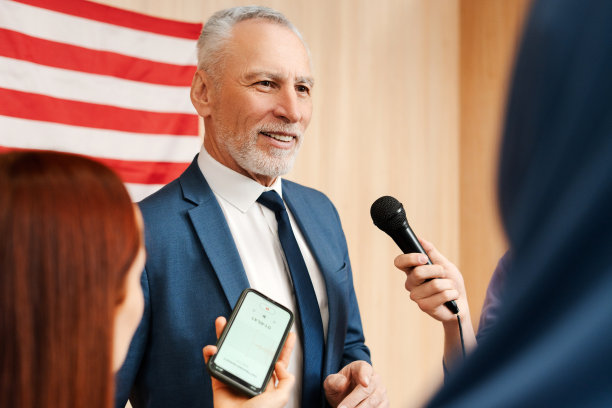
196, 6, 309, 79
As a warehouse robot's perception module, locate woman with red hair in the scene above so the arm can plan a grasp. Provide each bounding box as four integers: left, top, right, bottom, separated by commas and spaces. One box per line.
0, 151, 294, 408
0, 151, 145, 408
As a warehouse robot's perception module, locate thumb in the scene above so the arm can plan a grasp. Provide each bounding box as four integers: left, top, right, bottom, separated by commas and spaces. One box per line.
324, 372, 349, 394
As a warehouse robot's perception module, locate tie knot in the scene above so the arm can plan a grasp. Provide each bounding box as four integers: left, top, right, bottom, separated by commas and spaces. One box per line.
257, 190, 286, 214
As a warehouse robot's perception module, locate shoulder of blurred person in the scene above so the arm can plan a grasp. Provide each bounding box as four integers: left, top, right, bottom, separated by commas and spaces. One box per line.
429, 0, 612, 406
475, 251, 511, 344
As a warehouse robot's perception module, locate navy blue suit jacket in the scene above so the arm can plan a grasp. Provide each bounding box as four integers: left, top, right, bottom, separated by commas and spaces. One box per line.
115, 157, 370, 408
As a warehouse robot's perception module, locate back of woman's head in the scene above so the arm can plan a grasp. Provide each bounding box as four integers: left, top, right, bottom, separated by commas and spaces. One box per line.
0, 151, 142, 408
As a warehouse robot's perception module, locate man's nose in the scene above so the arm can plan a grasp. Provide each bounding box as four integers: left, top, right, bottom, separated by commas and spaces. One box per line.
273, 87, 302, 123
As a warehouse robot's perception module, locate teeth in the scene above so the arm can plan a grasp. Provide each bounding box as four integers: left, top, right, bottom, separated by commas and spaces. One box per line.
262, 132, 293, 142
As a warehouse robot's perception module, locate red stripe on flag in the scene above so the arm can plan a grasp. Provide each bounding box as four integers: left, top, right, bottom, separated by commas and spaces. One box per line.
96, 156, 189, 185
0, 28, 196, 86
0, 145, 190, 185
0, 88, 199, 136
11, 0, 202, 40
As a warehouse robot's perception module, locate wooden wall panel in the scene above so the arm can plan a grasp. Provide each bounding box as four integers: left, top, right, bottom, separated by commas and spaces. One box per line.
90, 0, 527, 406
459, 0, 531, 330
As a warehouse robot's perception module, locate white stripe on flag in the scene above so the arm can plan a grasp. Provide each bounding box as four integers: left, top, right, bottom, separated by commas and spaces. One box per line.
0, 56, 196, 114
125, 182, 165, 202
0, 1, 198, 65
0, 116, 202, 162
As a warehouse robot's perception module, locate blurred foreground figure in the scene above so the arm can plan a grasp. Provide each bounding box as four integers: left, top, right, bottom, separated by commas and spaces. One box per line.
0, 151, 146, 408
429, 0, 612, 406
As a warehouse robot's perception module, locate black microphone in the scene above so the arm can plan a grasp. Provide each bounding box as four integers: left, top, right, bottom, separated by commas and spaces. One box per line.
370, 195, 459, 314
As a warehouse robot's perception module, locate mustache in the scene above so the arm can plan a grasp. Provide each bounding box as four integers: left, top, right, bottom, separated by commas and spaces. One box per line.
257, 123, 302, 138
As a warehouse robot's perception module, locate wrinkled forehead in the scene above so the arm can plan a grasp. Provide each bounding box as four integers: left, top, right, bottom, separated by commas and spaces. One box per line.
225, 19, 312, 74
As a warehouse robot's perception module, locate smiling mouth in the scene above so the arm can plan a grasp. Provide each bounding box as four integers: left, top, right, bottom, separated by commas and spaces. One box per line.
260, 131, 295, 142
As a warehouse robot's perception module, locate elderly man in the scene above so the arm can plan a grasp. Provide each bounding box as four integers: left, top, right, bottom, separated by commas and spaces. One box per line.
115, 6, 387, 408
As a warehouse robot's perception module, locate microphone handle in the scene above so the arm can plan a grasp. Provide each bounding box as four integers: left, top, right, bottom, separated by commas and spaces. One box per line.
391, 226, 459, 314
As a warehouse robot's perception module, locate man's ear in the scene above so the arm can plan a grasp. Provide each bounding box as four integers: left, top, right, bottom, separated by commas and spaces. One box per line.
190, 70, 213, 117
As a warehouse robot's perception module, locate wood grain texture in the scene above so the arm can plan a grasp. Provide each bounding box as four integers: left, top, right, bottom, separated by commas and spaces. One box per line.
459, 0, 531, 331
89, 0, 527, 405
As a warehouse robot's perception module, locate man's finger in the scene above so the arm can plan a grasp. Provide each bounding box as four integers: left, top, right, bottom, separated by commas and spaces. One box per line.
337, 360, 372, 388
324, 372, 349, 393
336, 384, 372, 408
355, 361, 373, 387
338, 371, 385, 408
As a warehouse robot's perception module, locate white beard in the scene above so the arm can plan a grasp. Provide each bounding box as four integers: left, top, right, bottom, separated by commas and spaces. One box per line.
220, 123, 303, 178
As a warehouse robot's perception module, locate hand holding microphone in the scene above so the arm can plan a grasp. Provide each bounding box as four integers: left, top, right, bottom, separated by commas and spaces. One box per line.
370, 196, 460, 315
394, 239, 468, 322
370, 195, 476, 365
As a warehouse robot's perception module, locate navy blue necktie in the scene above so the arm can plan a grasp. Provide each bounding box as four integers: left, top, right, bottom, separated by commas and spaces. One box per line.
257, 190, 325, 408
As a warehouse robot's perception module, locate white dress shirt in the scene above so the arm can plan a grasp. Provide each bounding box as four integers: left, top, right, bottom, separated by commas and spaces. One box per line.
197, 146, 329, 408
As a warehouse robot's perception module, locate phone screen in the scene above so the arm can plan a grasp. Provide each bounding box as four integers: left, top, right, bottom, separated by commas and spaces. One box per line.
208, 289, 293, 395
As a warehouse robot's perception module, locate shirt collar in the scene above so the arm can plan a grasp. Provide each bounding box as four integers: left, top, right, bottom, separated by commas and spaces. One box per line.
197, 145, 283, 213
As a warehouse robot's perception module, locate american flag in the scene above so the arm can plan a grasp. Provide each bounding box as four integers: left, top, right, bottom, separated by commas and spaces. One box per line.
0, 0, 203, 201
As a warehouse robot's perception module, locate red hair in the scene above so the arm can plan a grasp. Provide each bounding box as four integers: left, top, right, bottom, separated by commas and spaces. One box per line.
0, 151, 142, 408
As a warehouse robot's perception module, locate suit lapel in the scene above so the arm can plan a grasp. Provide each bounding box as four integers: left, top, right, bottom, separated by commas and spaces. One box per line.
180, 158, 249, 308
282, 181, 338, 279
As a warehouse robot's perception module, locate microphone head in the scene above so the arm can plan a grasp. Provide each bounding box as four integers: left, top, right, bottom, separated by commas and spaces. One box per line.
370, 196, 408, 233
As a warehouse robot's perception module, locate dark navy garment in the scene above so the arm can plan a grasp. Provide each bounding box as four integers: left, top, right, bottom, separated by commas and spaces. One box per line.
475, 251, 511, 344
430, 0, 612, 406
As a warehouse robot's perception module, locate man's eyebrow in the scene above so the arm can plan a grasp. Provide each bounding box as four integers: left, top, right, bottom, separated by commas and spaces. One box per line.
244, 71, 278, 82
296, 76, 315, 88
244, 71, 314, 87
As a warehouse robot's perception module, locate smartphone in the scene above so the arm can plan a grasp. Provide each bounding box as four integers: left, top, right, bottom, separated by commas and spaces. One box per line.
207, 288, 294, 397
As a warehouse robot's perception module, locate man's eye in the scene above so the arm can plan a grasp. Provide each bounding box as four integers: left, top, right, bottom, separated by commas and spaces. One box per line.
258, 80, 272, 87
296, 85, 310, 94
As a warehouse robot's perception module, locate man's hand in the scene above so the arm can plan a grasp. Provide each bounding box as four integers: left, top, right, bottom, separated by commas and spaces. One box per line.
323, 360, 388, 408
394, 238, 468, 323
202, 316, 296, 408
